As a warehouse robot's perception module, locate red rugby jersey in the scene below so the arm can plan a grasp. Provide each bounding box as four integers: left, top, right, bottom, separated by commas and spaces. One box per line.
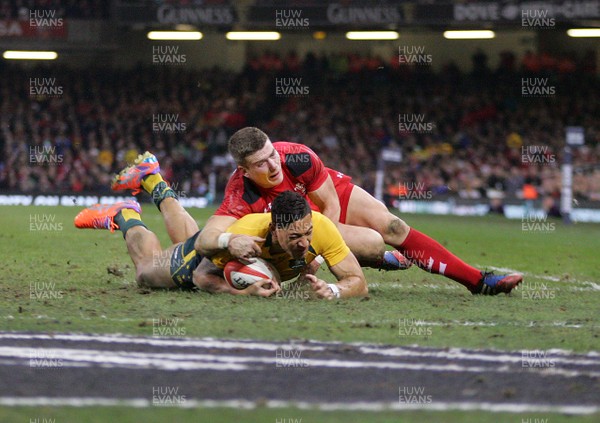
216, 142, 329, 218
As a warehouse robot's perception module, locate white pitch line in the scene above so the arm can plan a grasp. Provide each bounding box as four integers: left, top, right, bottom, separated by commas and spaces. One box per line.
1, 346, 599, 378
0, 333, 327, 353
358, 346, 600, 367
0, 397, 598, 415
0, 347, 250, 371
0, 332, 598, 363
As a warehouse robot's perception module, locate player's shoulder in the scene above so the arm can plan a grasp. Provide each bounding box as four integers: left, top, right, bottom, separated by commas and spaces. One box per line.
310, 212, 350, 265
311, 211, 337, 233
237, 212, 271, 226
225, 169, 263, 206
230, 213, 271, 236
274, 141, 321, 177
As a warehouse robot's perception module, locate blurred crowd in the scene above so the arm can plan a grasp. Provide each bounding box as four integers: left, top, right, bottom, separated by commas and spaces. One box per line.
0, 49, 599, 212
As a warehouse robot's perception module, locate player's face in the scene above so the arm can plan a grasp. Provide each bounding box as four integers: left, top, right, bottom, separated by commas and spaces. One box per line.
274, 214, 313, 260
241, 140, 284, 188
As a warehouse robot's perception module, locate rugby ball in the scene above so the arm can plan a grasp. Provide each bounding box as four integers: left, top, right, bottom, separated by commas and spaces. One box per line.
224, 257, 280, 290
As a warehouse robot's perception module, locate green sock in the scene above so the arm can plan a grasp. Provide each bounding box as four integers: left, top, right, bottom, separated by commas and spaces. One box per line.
114, 209, 147, 239
150, 181, 178, 210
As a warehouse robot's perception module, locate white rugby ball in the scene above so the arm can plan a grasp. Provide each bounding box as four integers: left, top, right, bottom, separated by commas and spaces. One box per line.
224, 257, 280, 290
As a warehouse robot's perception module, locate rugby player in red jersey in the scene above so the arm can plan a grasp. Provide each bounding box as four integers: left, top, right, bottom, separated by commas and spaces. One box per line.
112, 127, 522, 295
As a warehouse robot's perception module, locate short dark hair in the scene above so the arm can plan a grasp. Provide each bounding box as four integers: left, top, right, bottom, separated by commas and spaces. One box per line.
271, 191, 311, 229
228, 127, 268, 165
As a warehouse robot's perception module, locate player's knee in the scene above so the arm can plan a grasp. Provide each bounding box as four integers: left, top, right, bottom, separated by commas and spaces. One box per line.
350, 228, 385, 262
135, 268, 150, 287
192, 272, 205, 290
368, 231, 386, 255
384, 217, 409, 239
135, 262, 157, 288
359, 281, 369, 297
192, 267, 214, 292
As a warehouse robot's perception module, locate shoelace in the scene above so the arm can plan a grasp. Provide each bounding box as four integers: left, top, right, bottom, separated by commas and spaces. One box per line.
93, 216, 117, 232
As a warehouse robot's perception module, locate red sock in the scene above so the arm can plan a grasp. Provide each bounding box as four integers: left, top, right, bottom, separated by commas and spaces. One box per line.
399, 228, 482, 292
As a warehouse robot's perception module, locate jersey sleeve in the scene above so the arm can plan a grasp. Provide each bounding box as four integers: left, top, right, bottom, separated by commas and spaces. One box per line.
312, 213, 351, 268
278, 143, 329, 193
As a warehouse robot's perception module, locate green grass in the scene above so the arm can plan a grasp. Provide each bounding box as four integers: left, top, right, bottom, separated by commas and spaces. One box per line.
1, 406, 599, 423
2, 206, 598, 351
1, 205, 599, 421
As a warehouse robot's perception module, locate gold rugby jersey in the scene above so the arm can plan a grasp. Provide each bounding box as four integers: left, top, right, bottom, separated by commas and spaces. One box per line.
211, 212, 350, 281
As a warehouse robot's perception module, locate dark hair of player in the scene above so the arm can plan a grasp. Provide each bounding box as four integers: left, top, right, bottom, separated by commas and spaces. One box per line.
271, 191, 311, 229
228, 127, 268, 165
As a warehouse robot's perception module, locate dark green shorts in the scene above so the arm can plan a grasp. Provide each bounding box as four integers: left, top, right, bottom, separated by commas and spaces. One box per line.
170, 231, 202, 290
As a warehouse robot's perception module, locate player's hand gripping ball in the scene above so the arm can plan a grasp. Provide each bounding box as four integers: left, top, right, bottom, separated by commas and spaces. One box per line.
224, 257, 280, 290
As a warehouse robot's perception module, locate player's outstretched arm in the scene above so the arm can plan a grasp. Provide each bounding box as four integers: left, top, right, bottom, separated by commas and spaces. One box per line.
195, 214, 263, 259
305, 253, 367, 299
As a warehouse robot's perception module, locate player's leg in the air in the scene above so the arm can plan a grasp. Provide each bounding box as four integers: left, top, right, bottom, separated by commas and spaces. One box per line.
111, 152, 198, 244
343, 185, 523, 295
74, 201, 184, 289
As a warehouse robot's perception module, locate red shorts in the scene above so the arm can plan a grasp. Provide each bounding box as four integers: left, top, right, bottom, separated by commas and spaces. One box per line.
326, 168, 354, 224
